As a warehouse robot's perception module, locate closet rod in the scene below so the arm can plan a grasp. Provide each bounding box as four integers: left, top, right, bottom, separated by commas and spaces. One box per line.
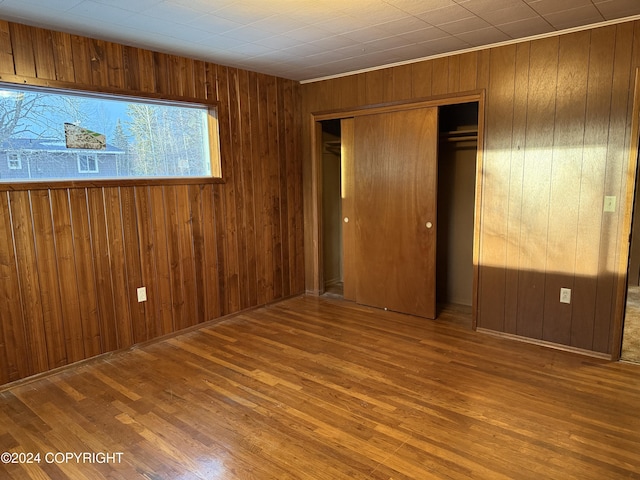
441, 135, 478, 142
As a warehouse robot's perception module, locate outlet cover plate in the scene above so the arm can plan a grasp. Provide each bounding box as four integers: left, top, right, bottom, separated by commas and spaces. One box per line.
560, 288, 571, 304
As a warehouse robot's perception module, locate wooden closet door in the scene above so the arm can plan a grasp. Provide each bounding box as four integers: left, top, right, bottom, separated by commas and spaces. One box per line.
340, 117, 356, 301
354, 107, 438, 318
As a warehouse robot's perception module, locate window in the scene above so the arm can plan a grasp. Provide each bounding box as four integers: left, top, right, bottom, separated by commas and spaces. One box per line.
7, 152, 21, 169
77, 153, 98, 173
0, 83, 220, 182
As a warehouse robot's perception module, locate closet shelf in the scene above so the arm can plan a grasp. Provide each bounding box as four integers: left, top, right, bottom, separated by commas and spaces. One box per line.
440, 128, 478, 142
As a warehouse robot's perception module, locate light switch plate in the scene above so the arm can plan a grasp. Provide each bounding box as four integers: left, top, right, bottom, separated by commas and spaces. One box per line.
604, 196, 616, 213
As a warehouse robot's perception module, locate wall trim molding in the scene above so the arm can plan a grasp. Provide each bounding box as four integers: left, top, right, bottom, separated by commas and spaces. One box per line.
476, 328, 612, 360
300, 14, 640, 85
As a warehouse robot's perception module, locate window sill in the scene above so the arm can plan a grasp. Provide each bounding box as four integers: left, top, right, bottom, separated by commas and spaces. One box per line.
0, 176, 225, 191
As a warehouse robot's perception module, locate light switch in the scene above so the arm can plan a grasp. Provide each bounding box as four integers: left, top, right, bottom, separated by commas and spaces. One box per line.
137, 287, 147, 302
604, 196, 616, 213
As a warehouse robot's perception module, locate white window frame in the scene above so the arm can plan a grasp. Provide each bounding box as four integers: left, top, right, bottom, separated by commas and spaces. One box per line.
77, 153, 98, 173
7, 152, 22, 170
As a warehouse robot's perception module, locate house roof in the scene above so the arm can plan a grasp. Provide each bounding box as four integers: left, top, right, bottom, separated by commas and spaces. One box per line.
0, 0, 639, 82
0, 138, 125, 154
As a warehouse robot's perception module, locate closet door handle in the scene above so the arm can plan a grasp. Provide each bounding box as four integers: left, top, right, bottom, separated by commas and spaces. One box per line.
344, 217, 349, 223
425, 221, 433, 229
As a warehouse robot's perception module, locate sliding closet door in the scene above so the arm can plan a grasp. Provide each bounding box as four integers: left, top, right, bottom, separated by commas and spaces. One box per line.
341, 117, 356, 301
354, 107, 438, 318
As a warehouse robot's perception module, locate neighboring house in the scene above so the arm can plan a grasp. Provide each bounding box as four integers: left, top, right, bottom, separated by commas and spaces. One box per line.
0, 138, 125, 181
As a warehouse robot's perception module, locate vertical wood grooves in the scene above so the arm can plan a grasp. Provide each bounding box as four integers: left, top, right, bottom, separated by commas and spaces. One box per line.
301, 19, 640, 356
0, 21, 303, 385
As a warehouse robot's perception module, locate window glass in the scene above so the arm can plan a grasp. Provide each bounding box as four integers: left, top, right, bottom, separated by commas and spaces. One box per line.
0, 84, 219, 182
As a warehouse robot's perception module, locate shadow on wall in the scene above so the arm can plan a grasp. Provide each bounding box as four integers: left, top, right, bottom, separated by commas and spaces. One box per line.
477, 266, 622, 356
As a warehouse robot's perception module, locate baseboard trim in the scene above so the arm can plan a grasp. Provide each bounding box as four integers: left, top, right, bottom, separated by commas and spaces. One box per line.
0, 293, 304, 393
476, 328, 612, 360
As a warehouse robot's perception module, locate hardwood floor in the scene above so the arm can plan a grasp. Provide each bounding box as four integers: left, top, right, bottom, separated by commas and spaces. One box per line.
0, 295, 639, 479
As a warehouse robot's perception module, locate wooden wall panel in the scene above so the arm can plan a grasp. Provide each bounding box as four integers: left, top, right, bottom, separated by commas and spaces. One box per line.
257, 73, 275, 304
593, 22, 636, 354
517, 37, 559, 340
266, 75, 284, 302
134, 186, 155, 340
8, 23, 35, 77
0, 193, 27, 382
70, 35, 92, 85
0, 20, 304, 385
50, 189, 85, 364
51, 31, 75, 82
571, 26, 616, 351
542, 31, 589, 346
120, 187, 145, 344
447, 55, 460, 94
458, 52, 478, 92
68, 189, 101, 358
411, 61, 432, 98
200, 184, 221, 322
87, 188, 118, 353
291, 82, 305, 295
105, 42, 125, 89
10, 191, 48, 374
148, 186, 175, 336
32, 190, 71, 368
503, 43, 530, 335
477, 44, 517, 333
89, 38, 109, 88
364, 69, 386, 105
431, 57, 449, 96
217, 66, 241, 313
103, 187, 134, 350
175, 185, 198, 331
301, 19, 640, 356
476, 49, 491, 92
164, 185, 185, 331
393, 64, 413, 101
188, 185, 207, 325
0, 21, 14, 74
32, 27, 56, 80
238, 70, 258, 308
228, 68, 249, 311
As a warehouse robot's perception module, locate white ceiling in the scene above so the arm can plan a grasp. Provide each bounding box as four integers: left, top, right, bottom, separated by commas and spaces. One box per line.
0, 0, 639, 82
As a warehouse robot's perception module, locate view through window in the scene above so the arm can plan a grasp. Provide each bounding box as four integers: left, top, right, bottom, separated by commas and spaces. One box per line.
0, 84, 219, 182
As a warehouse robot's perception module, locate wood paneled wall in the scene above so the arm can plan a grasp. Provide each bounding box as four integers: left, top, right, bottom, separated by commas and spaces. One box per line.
0, 21, 304, 385
301, 21, 640, 355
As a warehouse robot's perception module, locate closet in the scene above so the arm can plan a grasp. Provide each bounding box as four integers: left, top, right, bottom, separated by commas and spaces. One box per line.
437, 102, 478, 308
321, 120, 343, 296
320, 101, 479, 318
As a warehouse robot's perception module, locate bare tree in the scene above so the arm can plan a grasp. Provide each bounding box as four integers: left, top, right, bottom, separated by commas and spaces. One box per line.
0, 92, 51, 144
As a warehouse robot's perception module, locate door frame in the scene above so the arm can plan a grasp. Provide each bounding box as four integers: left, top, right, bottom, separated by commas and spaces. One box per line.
612, 68, 640, 360
309, 90, 486, 328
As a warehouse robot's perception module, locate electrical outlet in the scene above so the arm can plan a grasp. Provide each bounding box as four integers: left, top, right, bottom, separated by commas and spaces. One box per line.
560, 288, 571, 304
137, 287, 147, 302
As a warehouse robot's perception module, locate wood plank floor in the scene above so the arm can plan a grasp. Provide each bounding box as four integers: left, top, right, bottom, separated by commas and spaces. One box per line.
1, 295, 639, 479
